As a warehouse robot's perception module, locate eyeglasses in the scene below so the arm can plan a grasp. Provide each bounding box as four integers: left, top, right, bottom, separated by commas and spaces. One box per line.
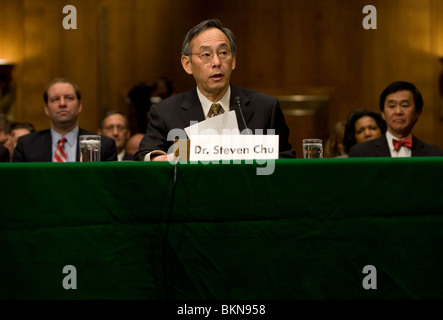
190, 49, 232, 64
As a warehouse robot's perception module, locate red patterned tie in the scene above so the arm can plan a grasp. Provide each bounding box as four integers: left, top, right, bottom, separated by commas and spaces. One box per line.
393, 136, 413, 151
54, 137, 67, 162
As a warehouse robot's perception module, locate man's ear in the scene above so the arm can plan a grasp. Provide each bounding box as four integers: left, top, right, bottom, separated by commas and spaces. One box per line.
44, 104, 49, 117
231, 54, 236, 70
181, 55, 192, 75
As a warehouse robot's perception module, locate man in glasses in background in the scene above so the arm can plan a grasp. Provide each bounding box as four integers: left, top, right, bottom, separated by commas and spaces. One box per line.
135, 18, 295, 161
97, 111, 133, 161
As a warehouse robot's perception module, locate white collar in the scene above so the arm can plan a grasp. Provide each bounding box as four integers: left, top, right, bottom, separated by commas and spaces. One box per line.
385, 131, 413, 157
50, 126, 79, 147
197, 86, 231, 119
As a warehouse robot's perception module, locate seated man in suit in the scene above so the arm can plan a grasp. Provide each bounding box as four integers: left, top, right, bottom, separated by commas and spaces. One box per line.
349, 81, 443, 157
97, 111, 133, 161
134, 18, 295, 161
13, 78, 117, 162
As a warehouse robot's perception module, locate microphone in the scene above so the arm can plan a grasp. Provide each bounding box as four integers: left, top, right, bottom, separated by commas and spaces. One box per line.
234, 96, 252, 134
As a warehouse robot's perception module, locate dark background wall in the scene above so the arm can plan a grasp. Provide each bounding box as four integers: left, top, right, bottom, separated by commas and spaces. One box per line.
1, 0, 442, 156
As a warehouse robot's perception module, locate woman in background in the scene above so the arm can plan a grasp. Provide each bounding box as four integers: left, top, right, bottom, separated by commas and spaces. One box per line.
343, 109, 387, 156
324, 121, 346, 158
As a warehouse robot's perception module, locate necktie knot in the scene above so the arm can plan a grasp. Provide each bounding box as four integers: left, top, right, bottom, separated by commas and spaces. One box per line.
55, 137, 67, 162
208, 103, 224, 118
393, 136, 412, 151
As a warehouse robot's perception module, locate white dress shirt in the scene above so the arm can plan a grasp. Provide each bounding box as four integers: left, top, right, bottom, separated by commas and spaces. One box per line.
197, 86, 231, 119
51, 127, 79, 162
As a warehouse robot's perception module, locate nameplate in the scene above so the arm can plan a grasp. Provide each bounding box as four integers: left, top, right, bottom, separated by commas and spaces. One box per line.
189, 135, 279, 161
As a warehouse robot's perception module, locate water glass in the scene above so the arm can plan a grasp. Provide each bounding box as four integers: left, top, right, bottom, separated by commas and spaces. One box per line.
79, 135, 101, 162
303, 139, 323, 159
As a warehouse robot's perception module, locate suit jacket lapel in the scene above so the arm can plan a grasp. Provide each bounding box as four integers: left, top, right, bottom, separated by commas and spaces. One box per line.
411, 135, 424, 156
374, 135, 391, 157
41, 130, 53, 162
180, 88, 206, 126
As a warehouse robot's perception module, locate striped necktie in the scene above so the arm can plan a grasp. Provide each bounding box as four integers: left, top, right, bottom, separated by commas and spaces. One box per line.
54, 137, 67, 162
207, 103, 224, 118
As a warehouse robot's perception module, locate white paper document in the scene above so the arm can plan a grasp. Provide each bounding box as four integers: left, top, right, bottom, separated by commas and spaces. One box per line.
184, 110, 240, 137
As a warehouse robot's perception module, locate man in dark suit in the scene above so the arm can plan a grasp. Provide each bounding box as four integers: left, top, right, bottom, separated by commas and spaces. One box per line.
135, 19, 295, 161
97, 110, 133, 161
349, 81, 443, 157
12, 78, 117, 162
0, 144, 9, 162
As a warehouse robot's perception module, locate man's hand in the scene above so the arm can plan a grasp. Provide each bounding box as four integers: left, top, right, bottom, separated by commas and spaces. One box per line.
151, 153, 174, 161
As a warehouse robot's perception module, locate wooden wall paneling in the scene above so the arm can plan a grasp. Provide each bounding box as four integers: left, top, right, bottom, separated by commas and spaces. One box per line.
129, 1, 191, 103
0, 0, 24, 122
430, 0, 443, 148
97, 2, 110, 126
359, 0, 383, 117
106, 0, 137, 115
393, 0, 433, 145
63, 1, 101, 132
3, 0, 442, 148
21, 0, 57, 131
105, 0, 198, 119
279, 95, 330, 158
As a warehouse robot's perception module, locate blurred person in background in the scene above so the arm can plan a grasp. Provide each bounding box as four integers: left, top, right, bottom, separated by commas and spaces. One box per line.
324, 121, 346, 158
0, 113, 14, 158
125, 133, 144, 159
150, 76, 174, 104
343, 109, 386, 156
97, 111, 132, 161
11, 121, 35, 149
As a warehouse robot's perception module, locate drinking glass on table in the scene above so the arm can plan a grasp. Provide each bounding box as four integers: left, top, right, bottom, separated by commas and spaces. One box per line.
79, 135, 101, 162
303, 139, 323, 158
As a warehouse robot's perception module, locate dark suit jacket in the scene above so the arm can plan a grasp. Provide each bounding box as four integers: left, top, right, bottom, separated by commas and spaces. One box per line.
12, 128, 118, 162
349, 134, 443, 157
135, 86, 295, 160
0, 145, 10, 162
